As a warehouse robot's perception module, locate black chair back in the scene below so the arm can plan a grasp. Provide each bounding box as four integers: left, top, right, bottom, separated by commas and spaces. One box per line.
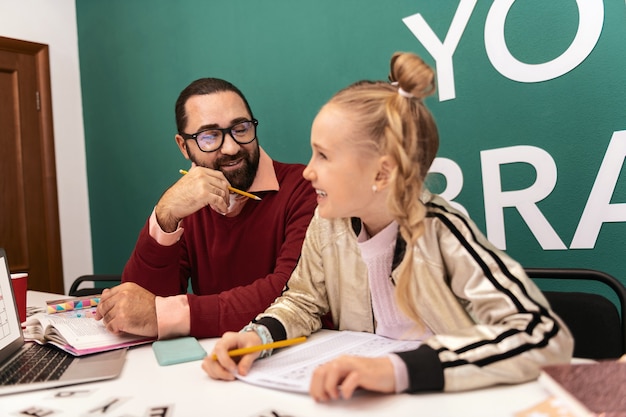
526, 268, 626, 359
68, 274, 121, 297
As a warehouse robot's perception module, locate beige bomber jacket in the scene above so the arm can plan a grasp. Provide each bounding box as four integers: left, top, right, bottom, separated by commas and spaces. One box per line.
255, 192, 574, 392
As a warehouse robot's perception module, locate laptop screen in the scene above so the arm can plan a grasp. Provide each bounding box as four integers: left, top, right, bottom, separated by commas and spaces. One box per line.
0, 248, 25, 361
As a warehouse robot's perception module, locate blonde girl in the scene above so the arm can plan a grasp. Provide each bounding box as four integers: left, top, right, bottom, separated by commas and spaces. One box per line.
204, 52, 573, 401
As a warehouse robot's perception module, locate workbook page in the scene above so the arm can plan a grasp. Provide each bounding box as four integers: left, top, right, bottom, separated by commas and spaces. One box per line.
236, 330, 421, 393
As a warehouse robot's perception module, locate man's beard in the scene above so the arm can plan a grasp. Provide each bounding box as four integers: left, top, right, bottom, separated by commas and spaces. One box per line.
191, 143, 260, 191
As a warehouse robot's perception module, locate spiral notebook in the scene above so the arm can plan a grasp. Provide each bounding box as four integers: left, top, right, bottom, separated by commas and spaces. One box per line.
538, 360, 626, 417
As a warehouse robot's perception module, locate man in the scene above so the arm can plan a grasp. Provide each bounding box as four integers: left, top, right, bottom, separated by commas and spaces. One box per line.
95, 78, 317, 339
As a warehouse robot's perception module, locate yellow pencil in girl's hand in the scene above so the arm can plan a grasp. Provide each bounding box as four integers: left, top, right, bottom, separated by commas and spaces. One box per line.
210, 336, 307, 360
178, 169, 261, 200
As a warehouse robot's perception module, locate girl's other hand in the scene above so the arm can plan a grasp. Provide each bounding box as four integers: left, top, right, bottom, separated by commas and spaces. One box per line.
309, 355, 396, 401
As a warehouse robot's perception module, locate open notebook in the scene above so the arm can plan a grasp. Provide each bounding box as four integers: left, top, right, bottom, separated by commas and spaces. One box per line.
0, 248, 127, 395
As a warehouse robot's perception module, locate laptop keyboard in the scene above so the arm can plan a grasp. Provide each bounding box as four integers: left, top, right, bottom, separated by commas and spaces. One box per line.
0, 344, 74, 385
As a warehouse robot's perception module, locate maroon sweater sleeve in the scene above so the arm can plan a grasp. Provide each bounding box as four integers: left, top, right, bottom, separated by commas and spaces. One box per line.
122, 219, 190, 295
123, 161, 317, 338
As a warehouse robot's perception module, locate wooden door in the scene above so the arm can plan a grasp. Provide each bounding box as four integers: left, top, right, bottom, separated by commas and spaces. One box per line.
0, 36, 64, 293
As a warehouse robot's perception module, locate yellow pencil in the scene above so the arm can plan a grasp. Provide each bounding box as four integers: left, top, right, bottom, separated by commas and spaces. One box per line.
179, 169, 261, 201
211, 336, 307, 360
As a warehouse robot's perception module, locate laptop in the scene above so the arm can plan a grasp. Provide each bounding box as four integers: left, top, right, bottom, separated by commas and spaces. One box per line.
0, 248, 127, 395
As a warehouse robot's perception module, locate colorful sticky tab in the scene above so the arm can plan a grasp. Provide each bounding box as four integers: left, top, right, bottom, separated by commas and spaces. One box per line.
46, 297, 101, 314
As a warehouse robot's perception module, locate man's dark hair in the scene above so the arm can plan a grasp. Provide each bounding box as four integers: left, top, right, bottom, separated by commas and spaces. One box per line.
175, 78, 254, 134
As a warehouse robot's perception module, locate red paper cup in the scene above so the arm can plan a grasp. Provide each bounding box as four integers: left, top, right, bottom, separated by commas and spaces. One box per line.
10, 272, 28, 324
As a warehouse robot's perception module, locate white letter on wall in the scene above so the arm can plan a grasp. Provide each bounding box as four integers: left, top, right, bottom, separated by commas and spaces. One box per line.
571, 131, 626, 249
484, 0, 603, 82
429, 157, 469, 216
481, 146, 566, 250
402, 0, 477, 101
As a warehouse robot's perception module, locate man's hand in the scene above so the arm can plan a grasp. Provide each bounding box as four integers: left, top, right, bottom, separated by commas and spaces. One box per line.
95, 282, 158, 337
155, 166, 231, 232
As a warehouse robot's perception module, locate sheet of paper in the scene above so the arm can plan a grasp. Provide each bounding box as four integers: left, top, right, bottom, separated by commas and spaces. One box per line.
236, 330, 421, 393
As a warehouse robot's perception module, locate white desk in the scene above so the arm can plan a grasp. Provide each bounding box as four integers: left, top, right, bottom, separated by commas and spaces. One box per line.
0, 291, 552, 417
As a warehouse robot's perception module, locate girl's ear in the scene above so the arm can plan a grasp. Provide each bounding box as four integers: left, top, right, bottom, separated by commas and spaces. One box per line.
374, 155, 397, 190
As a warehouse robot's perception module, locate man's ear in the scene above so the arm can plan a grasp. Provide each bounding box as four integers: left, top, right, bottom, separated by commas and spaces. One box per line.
374, 155, 396, 190
175, 135, 191, 160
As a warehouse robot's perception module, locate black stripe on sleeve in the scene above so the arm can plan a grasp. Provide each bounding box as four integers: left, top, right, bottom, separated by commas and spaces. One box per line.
425, 202, 561, 368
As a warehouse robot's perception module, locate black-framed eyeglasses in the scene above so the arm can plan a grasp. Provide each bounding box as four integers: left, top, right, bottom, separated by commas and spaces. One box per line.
179, 119, 258, 153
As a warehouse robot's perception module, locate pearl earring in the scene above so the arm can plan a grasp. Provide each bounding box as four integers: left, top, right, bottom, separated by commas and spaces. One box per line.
372, 184, 378, 193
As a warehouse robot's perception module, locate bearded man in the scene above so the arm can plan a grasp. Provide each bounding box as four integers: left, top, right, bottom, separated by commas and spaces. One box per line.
95, 78, 317, 339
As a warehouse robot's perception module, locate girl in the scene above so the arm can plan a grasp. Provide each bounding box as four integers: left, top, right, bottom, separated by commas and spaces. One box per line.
204, 52, 573, 401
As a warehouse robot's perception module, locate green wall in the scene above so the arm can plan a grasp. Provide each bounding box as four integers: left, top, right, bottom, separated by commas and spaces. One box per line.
76, 1, 626, 300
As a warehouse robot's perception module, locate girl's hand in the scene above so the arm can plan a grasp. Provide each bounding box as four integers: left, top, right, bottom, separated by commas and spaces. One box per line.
309, 355, 396, 401
202, 330, 262, 380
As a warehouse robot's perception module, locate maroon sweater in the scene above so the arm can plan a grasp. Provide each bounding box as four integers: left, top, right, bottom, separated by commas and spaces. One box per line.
122, 161, 317, 337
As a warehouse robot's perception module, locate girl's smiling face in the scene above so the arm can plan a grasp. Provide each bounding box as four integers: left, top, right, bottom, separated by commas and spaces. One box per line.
303, 104, 391, 230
